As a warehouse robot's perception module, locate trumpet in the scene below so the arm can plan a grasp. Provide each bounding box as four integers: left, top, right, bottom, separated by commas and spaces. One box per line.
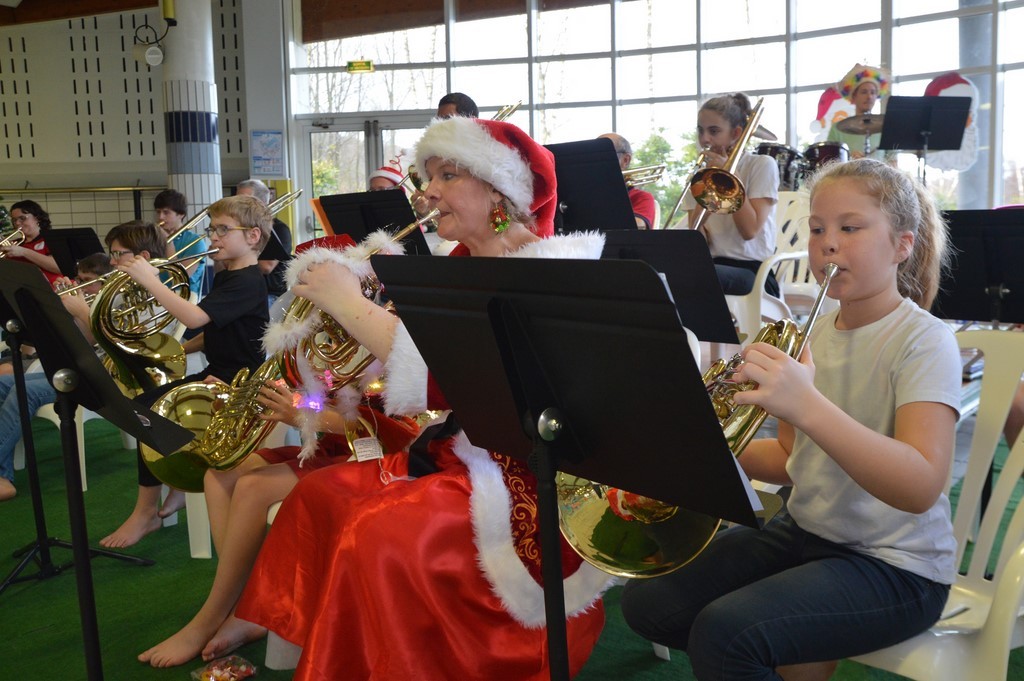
0, 228, 26, 256
623, 164, 666, 189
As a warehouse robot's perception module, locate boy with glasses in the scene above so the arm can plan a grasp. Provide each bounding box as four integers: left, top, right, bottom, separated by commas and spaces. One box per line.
101, 196, 271, 549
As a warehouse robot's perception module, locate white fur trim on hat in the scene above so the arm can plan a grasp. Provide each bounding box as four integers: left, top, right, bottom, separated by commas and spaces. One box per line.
451, 431, 617, 627
369, 165, 403, 186
414, 116, 534, 218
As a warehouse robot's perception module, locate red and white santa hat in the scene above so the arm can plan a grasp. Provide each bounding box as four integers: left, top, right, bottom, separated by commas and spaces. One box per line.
368, 164, 404, 187
414, 116, 557, 237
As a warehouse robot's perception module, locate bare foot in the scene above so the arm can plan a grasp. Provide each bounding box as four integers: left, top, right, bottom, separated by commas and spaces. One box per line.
158, 488, 186, 519
99, 510, 161, 548
201, 616, 266, 661
0, 478, 16, 502
138, 621, 216, 668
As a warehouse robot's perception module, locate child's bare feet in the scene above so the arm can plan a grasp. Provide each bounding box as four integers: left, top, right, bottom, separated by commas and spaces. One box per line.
138, 620, 217, 668
0, 478, 16, 502
158, 488, 186, 519
201, 616, 266, 661
99, 509, 161, 548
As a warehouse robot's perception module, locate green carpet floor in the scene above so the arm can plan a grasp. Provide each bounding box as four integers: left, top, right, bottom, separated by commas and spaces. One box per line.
0, 417, 1021, 680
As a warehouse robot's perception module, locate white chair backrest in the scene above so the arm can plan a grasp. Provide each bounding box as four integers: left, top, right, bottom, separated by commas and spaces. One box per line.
954, 330, 1024, 585
773, 191, 812, 285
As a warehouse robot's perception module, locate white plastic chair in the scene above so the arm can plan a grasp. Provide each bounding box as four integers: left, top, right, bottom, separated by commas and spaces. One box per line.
184, 421, 292, 559
850, 329, 1024, 681
723, 193, 808, 344
12, 360, 99, 492
772, 191, 840, 321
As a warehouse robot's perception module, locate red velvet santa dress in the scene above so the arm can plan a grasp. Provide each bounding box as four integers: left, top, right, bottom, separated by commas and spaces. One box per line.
234, 232, 616, 681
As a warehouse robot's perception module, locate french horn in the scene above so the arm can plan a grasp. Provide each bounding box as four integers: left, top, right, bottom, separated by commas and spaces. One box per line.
556, 263, 839, 578
92, 190, 304, 396
139, 210, 439, 492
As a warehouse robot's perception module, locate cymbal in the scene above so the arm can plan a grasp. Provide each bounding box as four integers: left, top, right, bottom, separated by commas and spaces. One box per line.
753, 124, 777, 142
836, 113, 885, 135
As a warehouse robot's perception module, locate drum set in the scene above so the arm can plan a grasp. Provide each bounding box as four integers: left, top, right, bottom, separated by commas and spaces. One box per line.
754, 113, 885, 191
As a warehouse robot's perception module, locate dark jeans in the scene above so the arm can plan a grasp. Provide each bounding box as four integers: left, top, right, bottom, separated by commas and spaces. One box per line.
620, 515, 949, 681
713, 257, 780, 297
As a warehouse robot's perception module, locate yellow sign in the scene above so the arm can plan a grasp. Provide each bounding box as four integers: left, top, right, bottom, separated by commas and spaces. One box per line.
346, 60, 375, 74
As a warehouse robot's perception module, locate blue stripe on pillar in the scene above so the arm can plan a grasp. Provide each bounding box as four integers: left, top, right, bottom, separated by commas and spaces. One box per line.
164, 111, 219, 144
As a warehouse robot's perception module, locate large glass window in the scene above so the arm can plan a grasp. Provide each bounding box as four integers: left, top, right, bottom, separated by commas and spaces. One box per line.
451, 14, 528, 61
793, 31, 881, 88
536, 4, 610, 56
451, 64, 530, 111
1003, 70, 1024, 205
293, 1, 1022, 210
616, 52, 697, 101
616, 0, 697, 50
699, 0, 786, 43
534, 106, 613, 145
701, 43, 787, 93
1001, 7, 1024, 64
795, 0, 879, 32
892, 19, 962, 76
534, 58, 613, 104
893, 0, 960, 19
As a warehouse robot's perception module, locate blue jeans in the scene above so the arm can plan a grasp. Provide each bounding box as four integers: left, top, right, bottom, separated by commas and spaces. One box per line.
0, 373, 57, 483
620, 515, 949, 681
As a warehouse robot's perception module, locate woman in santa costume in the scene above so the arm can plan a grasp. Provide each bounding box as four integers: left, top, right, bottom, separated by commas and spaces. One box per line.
234, 116, 617, 680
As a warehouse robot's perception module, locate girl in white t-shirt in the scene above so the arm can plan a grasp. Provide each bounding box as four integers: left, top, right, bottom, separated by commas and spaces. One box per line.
684, 93, 779, 296
624, 158, 961, 681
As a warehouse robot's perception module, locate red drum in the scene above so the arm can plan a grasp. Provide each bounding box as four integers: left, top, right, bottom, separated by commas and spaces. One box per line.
803, 141, 850, 175
755, 142, 805, 192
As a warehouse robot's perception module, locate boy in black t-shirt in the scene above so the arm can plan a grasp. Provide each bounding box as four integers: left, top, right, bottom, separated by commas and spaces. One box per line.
100, 196, 271, 549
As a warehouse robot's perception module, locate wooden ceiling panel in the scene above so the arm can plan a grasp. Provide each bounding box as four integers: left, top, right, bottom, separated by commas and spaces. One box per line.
301, 0, 600, 44
0, 0, 156, 27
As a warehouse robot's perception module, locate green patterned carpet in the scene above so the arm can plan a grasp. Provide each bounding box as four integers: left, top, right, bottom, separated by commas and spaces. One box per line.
0, 418, 1020, 680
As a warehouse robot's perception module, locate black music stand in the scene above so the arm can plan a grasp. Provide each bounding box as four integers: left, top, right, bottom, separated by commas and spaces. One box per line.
931, 209, 1024, 324
318, 189, 431, 255
372, 255, 767, 681
45, 228, 105, 278
0, 260, 193, 681
602, 229, 739, 344
258, 221, 291, 262
879, 96, 971, 186
546, 138, 636, 233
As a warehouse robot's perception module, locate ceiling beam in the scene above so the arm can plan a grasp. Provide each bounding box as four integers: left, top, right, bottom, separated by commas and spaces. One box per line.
0, 0, 157, 27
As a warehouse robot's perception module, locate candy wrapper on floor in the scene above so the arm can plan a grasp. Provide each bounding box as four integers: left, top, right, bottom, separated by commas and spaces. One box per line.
190, 654, 258, 681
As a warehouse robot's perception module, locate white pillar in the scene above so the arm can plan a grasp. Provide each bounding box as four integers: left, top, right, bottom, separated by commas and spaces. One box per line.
161, 0, 221, 215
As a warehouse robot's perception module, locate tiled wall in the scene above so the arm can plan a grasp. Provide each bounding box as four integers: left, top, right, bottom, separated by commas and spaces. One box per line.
0, 189, 160, 243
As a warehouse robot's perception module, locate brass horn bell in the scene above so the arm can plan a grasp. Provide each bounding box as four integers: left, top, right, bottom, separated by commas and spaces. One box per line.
555, 263, 839, 578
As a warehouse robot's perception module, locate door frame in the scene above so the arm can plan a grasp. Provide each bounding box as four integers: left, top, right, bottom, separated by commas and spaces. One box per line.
293, 110, 434, 239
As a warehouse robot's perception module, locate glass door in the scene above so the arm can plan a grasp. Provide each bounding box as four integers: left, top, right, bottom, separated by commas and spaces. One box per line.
296, 112, 433, 238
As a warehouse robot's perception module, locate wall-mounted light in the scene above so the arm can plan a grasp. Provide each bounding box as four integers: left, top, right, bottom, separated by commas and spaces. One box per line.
162, 0, 177, 27
132, 43, 164, 66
